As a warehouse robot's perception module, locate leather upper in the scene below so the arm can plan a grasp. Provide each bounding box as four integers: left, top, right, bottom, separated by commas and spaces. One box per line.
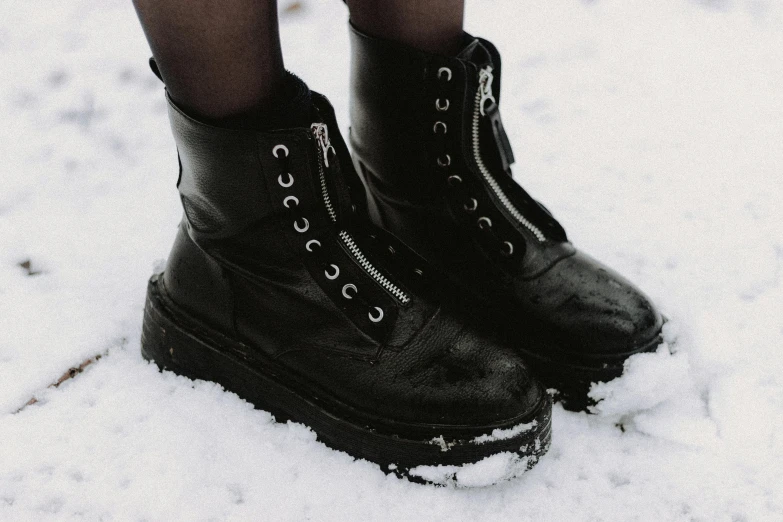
349, 25, 663, 359
161, 89, 544, 429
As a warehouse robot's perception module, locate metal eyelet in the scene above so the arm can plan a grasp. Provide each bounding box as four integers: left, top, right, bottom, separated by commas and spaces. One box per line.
438, 67, 452, 82
502, 241, 514, 257
437, 154, 452, 167
447, 174, 462, 187
435, 98, 450, 111
342, 283, 357, 299
325, 264, 340, 280
283, 195, 299, 208
387, 245, 396, 255
294, 217, 310, 233
278, 173, 294, 188
433, 121, 448, 134
413, 268, 423, 276
369, 306, 384, 323
478, 216, 492, 229
272, 144, 289, 158
305, 239, 321, 252
464, 197, 478, 213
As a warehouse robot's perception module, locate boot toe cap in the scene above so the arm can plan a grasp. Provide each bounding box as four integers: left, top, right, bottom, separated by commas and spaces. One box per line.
527, 250, 663, 358
378, 317, 546, 427
442, 326, 545, 422
275, 314, 545, 430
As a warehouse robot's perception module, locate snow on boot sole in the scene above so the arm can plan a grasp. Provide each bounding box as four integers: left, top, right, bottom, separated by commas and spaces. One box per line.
141, 274, 552, 484
513, 331, 664, 411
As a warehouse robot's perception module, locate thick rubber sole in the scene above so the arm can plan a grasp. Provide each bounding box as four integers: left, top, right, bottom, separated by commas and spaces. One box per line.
140, 274, 552, 483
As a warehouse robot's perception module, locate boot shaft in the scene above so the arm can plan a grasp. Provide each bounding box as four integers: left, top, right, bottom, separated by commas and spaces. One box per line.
162, 89, 451, 353
349, 26, 508, 202
349, 26, 568, 269
168, 91, 350, 242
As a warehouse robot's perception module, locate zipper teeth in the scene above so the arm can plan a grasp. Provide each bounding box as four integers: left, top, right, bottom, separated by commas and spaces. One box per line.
316, 141, 338, 223
339, 230, 410, 304
472, 78, 546, 243
311, 124, 410, 305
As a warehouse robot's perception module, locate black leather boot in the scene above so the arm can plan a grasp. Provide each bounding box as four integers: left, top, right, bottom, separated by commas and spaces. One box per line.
140, 77, 552, 480
349, 26, 664, 410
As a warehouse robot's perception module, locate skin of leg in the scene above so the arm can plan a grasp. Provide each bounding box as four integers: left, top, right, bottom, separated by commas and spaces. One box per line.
132, 0, 284, 121
346, 0, 465, 55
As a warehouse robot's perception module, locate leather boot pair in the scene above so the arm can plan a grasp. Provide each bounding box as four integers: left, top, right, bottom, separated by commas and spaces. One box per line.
141, 26, 663, 480
348, 26, 664, 410
141, 73, 552, 483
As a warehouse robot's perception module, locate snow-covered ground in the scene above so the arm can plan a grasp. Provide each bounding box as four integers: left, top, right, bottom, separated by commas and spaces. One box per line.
1, 0, 782, 519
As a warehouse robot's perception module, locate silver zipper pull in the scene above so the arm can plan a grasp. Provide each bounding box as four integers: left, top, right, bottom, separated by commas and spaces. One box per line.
310, 123, 336, 168
478, 66, 496, 117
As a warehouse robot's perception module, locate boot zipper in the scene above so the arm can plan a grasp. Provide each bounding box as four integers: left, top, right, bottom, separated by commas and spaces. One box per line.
310, 123, 410, 305
338, 230, 409, 304
472, 67, 546, 243
312, 122, 337, 222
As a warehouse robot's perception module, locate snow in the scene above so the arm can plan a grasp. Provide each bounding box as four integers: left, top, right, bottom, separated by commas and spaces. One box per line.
408, 452, 534, 488
471, 421, 538, 444
427, 421, 539, 453
1, 0, 782, 519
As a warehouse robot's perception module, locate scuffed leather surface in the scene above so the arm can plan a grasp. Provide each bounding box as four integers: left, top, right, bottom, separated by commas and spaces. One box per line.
213, 215, 399, 360
349, 26, 663, 361
277, 308, 543, 426
163, 223, 234, 335
168, 95, 274, 239
162, 90, 545, 428
508, 251, 662, 356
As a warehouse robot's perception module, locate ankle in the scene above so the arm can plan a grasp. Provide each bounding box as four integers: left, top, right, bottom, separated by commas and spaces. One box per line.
171, 71, 312, 131
349, 17, 464, 56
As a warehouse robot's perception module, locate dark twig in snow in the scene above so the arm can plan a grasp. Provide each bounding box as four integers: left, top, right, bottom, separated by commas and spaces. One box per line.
14, 353, 106, 414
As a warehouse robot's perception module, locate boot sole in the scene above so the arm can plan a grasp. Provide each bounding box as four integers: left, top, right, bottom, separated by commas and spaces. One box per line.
140, 274, 552, 484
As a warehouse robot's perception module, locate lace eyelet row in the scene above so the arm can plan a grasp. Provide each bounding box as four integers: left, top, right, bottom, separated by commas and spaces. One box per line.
273, 143, 385, 324
434, 67, 452, 169
474, 209, 515, 258
431, 68, 517, 259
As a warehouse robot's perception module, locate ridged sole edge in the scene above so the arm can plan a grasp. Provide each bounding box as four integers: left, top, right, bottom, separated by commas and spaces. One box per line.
140, 274, 552, 483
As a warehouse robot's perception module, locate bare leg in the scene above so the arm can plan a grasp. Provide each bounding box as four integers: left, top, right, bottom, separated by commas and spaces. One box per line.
132, 0, 284, 123
346, 0, 465, 55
